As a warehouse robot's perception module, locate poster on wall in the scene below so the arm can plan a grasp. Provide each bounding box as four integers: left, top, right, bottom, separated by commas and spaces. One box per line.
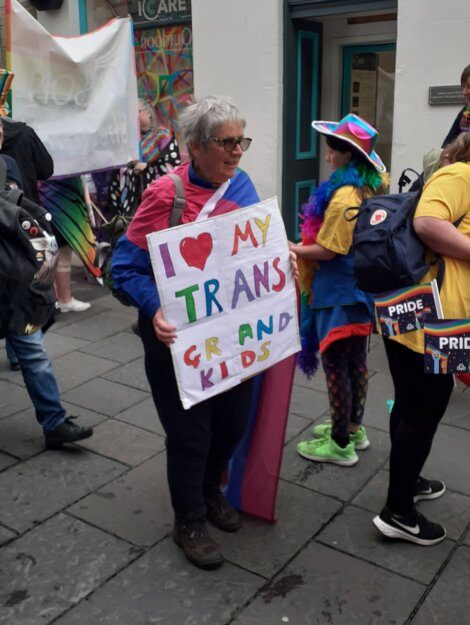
350, 53, 378, 125
147, 197, 301, 409
134, 25, 193, 149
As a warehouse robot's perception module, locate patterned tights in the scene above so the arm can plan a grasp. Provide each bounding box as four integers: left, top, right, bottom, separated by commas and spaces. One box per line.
321, 335, 369, 445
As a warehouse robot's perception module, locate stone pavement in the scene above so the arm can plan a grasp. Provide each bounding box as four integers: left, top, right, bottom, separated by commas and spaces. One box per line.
0, 274, 469, 625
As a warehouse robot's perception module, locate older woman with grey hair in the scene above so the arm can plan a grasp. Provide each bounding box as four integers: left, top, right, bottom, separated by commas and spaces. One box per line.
111, 95, 258, 570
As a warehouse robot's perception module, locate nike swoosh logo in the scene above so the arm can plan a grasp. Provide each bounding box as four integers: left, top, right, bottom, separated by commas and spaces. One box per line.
420, 488, 432, 495
393, 518, 420, 535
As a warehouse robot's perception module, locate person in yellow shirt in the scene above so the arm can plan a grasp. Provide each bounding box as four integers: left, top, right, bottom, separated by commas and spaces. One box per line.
373, 132, 470, 546
291, 113, 387, 466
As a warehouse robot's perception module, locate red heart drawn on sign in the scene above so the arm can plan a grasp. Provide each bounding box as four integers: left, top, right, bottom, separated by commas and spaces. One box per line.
179, 233, 213, 271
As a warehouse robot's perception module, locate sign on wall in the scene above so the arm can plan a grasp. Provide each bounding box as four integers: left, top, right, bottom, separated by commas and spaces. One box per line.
129, 0, 191, 28
429, 85, 465, 106
147, 197, 301, 409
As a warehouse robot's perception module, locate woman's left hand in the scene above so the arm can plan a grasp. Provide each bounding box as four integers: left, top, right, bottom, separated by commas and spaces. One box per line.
289, 249, 299, 282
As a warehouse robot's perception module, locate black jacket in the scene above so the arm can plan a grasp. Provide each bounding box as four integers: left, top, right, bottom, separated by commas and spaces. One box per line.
442, 106, 466, 147
0, 117, 54, 203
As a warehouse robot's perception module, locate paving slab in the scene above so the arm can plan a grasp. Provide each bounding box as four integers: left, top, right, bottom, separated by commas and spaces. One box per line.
0, 524, 16, 546
62, 377, 149, 417
441, 385, 470, 430
412, 546, 470, 625
54, 310, 133, 341
0, 405, 108, 460
361, 371, 395, 433
52, 537, 263, 625
365, 340, 390, 374
51, 305, 109, 330
113, 396, 165, 435
212, 480, 341, 578
47, 350, 119, 392
91, 293, 138, 315
353, 469, 470, 541
233, 541, 425, 625
317, 505, 454, 584
422, 423, 470, 495
102, 357, 151, 392
68, 453, 171, 547
293, 366, 327, 393
42, 332, 92, 360
285, 412, 312, 443
289, 384, 330, 419
282, 426, 390, 501
0, 451, 17, 471
78, 331, 143, 364
0, 513, 138, 625
0, 380, 31, 419
0, 450, 126, 533
76, 418, 165, 465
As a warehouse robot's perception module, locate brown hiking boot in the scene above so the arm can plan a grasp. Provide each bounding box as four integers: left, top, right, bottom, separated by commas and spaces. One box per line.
205, 490, 241, 533
172, 519, 224, 570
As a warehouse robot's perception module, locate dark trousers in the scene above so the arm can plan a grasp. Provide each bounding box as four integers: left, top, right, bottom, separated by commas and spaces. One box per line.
384, 338, 453, 514
139, 313, 254, 519
321, 336, 369, 443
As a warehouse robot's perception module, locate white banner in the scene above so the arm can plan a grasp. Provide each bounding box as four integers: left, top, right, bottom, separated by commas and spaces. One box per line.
147, 197, 301, 409
9, 0, 140, 176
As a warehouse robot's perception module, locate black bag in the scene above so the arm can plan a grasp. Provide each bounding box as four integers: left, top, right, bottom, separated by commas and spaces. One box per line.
346, 191, 430, 294
104, 172, 186, 306
0, 161, 58, 337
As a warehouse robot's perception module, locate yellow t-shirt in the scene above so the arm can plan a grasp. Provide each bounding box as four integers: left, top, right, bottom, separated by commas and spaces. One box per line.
316, 186, 365, 254
392, 161, 470, 353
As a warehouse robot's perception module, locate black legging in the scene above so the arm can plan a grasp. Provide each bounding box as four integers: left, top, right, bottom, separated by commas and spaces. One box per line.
384, 338, 454, 514
138, 313, 254, 520
321, 336, 369, 444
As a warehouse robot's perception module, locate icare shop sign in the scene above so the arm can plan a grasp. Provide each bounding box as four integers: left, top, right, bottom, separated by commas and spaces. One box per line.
131, 0, 192, 27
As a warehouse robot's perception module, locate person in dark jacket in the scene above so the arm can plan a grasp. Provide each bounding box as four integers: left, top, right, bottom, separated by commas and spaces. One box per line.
0, 116, 53, 203
442, 64, 470, 147
0, 152, 93, 449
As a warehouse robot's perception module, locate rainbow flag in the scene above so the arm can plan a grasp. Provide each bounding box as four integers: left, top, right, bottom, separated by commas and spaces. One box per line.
38, 178, 101, 279
226, 354, 296, 522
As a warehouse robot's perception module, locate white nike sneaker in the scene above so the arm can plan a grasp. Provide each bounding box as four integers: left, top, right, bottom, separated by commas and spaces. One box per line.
373, 507, 446, 546
59, 298, 91, 313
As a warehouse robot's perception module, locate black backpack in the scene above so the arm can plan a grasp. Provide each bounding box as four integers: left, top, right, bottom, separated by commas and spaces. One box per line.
346, 191, 429, 293
0, 161, 59, 337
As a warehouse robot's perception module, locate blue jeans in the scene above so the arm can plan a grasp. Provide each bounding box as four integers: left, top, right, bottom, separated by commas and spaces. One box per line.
5, 331, 66, 431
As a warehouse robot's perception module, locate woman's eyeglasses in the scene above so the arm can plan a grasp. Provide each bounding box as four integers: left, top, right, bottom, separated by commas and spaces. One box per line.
209, 137, 252, 152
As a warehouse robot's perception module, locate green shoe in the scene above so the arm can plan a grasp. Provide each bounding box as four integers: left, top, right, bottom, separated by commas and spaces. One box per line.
297, 437, 358, 466
311, 422, 370, 451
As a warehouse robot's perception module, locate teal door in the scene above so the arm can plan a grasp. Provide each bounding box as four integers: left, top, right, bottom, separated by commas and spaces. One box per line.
283, 18, 322, 241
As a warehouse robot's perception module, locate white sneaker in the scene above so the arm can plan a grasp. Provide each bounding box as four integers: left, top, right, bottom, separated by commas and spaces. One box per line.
59, 298, 91, 313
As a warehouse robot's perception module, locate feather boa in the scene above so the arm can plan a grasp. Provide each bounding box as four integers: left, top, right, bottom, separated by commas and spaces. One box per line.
297, 162, 385, 377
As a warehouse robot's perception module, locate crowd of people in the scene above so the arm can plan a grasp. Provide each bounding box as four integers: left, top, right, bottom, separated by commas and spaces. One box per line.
1, 65, 469, 571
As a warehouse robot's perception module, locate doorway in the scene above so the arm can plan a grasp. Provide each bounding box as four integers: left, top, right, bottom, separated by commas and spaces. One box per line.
341, 43, 396, 170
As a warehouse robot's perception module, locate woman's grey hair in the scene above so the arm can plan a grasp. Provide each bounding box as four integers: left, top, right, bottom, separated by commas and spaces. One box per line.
178, 95, 246, 151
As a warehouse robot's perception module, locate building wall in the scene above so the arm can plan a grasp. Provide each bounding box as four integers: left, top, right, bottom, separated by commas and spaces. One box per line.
392, 0, 469, 186
191, 0, 284, 203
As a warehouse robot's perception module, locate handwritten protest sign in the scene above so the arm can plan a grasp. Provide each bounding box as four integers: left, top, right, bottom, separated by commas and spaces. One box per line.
424, 320, 470, 374
374, 281, 442, 337
147, 197, 300, 409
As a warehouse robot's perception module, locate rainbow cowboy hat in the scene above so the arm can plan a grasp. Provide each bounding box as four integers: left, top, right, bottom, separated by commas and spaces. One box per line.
312, 113, 386, 173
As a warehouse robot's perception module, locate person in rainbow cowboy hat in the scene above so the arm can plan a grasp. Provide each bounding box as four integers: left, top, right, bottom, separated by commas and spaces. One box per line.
290, 113, 388, 466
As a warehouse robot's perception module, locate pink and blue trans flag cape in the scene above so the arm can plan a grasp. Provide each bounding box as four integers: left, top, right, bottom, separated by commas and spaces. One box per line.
226, 354, 297, 522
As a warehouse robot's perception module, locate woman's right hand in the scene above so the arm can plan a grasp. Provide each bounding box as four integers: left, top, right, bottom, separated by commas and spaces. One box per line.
152, 307, 177, 345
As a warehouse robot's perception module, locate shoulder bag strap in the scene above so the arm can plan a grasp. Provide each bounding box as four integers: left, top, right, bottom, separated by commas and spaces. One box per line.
167, 173, 186, 227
